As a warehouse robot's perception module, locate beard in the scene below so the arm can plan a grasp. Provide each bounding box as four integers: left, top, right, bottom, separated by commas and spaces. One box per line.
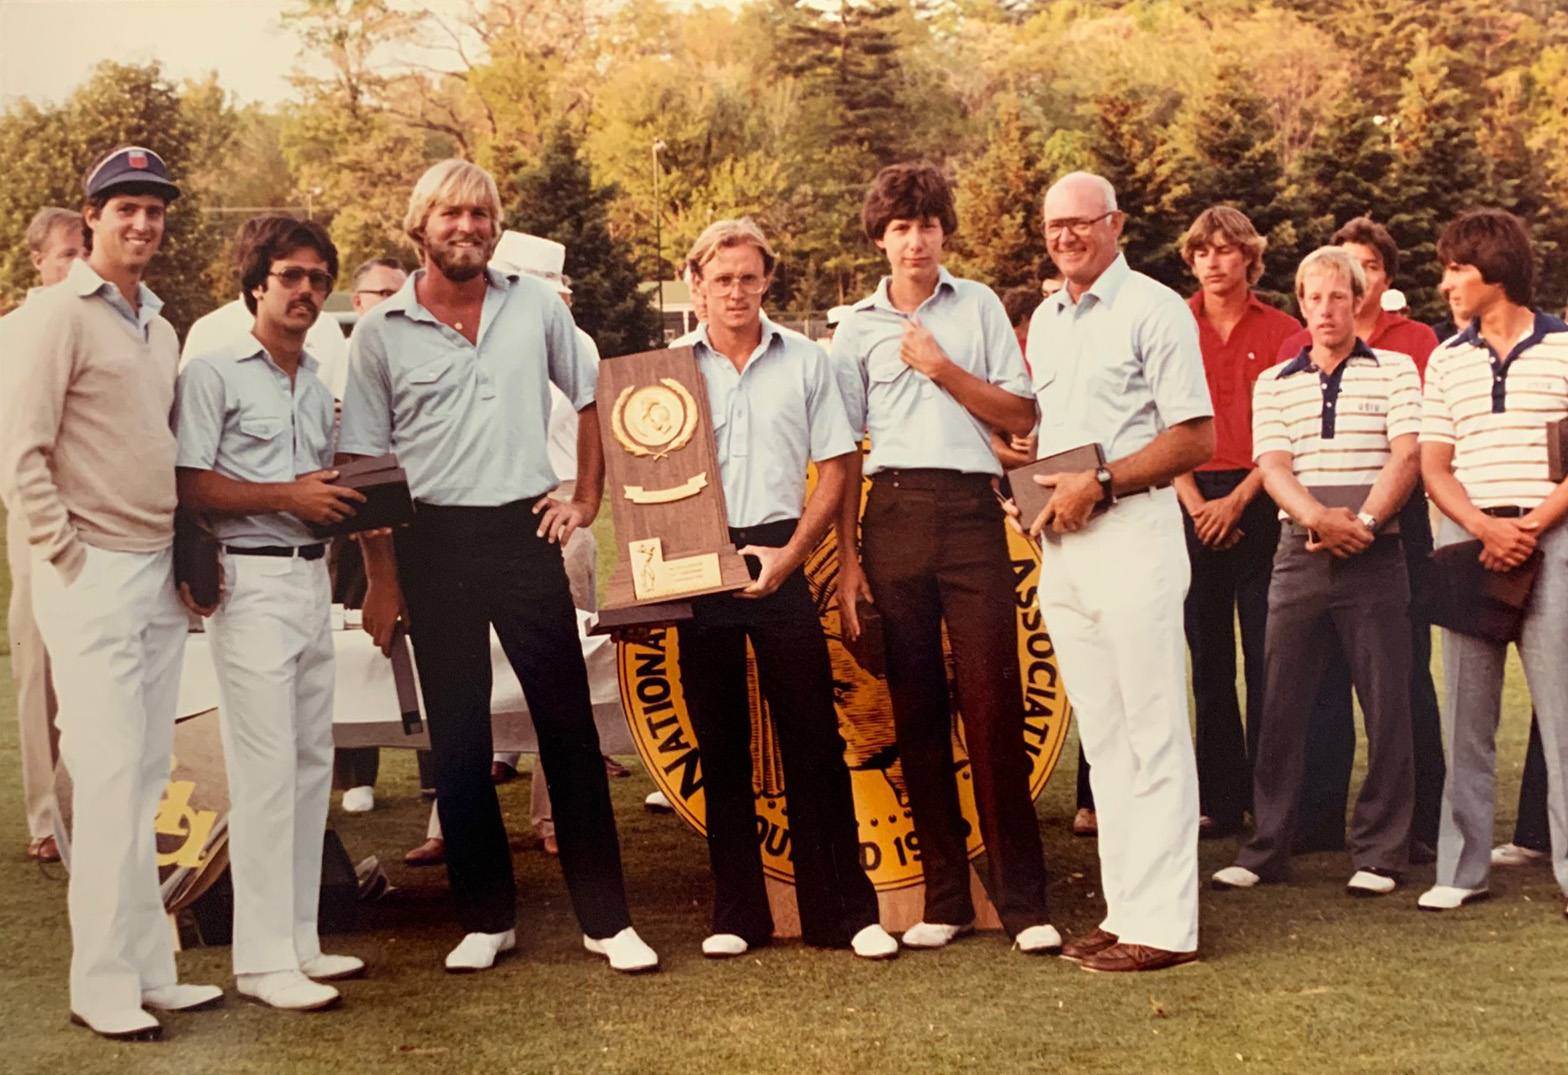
427, 235, 490, 283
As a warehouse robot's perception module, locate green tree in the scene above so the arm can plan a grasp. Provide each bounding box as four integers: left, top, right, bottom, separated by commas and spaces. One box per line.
0, 61, 226, 334
505, 123, 659, 358
279, 0, 445, 274
948, 92, 1048, 288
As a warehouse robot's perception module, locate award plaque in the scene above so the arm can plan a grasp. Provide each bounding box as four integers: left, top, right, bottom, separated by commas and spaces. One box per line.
591, 345, 751, 633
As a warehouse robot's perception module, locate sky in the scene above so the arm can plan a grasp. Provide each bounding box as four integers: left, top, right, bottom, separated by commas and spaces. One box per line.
0, 0, 736, 109
1, 0, 307, 106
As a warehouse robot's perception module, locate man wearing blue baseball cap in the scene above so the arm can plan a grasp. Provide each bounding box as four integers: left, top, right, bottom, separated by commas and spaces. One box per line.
0, 145, 223, 1041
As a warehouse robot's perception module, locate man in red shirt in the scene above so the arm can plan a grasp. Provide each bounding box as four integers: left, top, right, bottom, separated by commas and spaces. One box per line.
1277, 217, 1444, 861
1174, 207, 1301, 836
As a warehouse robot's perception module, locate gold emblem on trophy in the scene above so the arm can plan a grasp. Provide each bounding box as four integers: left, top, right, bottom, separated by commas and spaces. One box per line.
611, 379, 710, 505
612, 379, 699, 460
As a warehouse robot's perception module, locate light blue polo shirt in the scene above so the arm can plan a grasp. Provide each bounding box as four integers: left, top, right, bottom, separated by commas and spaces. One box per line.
675, 314, 855, 528
1026, 254, 1212, 461
830, 267, 1032, 477
337, 267, 593, 506
174, 333, 337, 547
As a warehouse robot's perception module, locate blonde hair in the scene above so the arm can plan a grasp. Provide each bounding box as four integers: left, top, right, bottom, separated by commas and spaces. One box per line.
1296, 246, 1366, 301
685, 218, 778, 279
1182, 206, 1268, 287
404, 159, 501, 250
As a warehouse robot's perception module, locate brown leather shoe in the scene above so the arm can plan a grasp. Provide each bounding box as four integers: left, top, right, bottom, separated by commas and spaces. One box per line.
490, 761, 518, 785
1080, 942, 1198, 973
603, 755, 631, 778
1072, 808, 1098, 837
542, 834, 559, 856
1059, 928, 1118, 962
403, 837, 446, 867
28, 835, 60, 863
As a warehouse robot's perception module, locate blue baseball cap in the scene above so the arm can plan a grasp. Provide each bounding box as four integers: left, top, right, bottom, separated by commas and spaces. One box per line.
83, 146, 180, 201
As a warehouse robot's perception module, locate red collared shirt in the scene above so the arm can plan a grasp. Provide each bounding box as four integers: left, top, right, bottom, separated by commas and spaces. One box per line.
1275, 310, 1440, 378
1188, 291, 1302, 471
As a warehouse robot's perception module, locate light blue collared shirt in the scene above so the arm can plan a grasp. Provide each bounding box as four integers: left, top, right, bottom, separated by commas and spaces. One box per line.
1026, 254, 1212, 461
675, 314, 855, 528
174, 334, 336, 547
67, 258, 164, 340
338, 267, 593, 506
830, 267, 1032, 477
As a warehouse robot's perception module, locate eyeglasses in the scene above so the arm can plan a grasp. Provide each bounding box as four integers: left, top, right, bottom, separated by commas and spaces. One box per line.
1044, 212, 1116, 239
354, 287, 400, 300
703, 273, 769, 296
270, 268, 335, 292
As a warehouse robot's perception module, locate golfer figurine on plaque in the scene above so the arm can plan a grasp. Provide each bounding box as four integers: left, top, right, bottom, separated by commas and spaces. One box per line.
591, 345, 751, 633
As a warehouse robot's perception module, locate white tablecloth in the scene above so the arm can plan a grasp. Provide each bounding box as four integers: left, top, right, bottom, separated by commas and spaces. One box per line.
177, 609, 630, 754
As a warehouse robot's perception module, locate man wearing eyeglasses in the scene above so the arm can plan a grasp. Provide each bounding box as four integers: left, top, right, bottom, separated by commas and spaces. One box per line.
833, 162, 1059, 958
669, 218, 896, 961
181, 217, 352, 399
351, 257, 408, 316
1015, 172, 1214, 972
175, 215, 367, 1011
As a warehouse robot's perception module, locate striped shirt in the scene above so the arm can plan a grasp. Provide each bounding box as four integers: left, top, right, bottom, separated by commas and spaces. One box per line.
1420, 313, 1568, 509
1252, 341, 1422, 496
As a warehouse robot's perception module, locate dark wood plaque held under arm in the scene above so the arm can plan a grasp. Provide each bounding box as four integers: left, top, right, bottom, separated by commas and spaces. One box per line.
590, 345, 751, 633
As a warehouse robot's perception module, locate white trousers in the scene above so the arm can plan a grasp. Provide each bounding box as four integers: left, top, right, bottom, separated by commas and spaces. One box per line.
1034, 488, 1201, 952
30, 544, 187, 1017
207, 553, 335, 975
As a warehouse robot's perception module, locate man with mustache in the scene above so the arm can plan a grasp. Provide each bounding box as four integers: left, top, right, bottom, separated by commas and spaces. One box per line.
0, 145, 222, 1040
1175, 207, 1301, 839
339, 159, 656, 974
174, 215, 368, 1010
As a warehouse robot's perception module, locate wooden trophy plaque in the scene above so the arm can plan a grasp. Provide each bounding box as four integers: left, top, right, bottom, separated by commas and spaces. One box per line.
591, 346, 751, 633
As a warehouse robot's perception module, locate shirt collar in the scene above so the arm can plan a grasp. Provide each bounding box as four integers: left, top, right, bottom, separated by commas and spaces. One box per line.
1282, 337, 1379, 376
67, 258, 162, 329
1082, 253, 1131, 307
688, 312, 784, 362
1454, 309, 1565, 357
382, 266, 516, 324
230, 330, 322, 376
859, 266, 959, 314
1186, 288, 1276, 323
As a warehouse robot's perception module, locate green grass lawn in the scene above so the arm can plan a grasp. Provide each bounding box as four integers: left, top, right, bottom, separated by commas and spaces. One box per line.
1, 517, 1564, 1075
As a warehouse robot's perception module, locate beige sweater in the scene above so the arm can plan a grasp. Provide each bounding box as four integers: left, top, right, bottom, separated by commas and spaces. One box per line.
0, 268, 179, 583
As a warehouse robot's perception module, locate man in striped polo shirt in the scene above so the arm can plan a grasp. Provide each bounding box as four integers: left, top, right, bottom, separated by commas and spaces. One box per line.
1213, 246, 1422, 897
1416, 210, 1568, 916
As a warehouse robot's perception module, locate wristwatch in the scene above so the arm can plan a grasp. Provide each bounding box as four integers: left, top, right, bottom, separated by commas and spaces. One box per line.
1356, 511, 1379, 533
1095, 466, 1116, 505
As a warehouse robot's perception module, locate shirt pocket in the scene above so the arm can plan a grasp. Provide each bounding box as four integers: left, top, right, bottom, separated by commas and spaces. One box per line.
865, 335, 909, 386
401, 354, 464, 418
235, 412, 291, 479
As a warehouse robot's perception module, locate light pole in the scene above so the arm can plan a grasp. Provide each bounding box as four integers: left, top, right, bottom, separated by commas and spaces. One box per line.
652, 138, 667, 333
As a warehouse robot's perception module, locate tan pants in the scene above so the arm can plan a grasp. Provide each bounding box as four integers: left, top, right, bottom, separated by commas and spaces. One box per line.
6, 509, 58, 839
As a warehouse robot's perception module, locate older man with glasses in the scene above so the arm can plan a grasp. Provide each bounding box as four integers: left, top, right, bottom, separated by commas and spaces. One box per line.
1014, 171, 1214, 972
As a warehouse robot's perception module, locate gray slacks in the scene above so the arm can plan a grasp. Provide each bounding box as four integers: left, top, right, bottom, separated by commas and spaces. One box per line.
1434, 518, 1568, 897
1238, 525, 1414, 878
